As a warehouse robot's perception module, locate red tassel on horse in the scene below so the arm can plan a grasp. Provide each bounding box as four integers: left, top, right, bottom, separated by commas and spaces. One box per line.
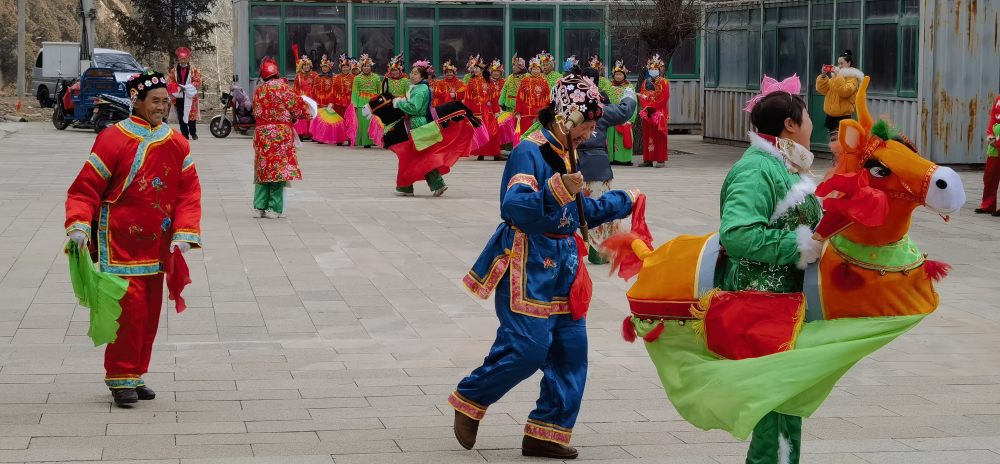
924, 260, 951, 282
621, 315, 637, 343
642, 323, 665, 343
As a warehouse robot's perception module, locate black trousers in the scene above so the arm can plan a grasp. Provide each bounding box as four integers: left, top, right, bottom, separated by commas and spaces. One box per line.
175, 100, 197, 138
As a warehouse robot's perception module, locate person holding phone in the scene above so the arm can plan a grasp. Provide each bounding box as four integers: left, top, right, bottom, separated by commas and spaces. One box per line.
815, 49, 863, 137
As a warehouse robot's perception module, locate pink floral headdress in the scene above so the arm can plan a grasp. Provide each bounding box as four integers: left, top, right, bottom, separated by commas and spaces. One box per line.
743, 74, 802, 112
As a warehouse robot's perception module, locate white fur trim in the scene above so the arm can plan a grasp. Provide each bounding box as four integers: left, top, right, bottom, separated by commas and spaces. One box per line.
778, 433, 792, 464
796, 224, 823, 270
837, 67, 864, 80
748, 132, 792, 171
770, 177, 817, 224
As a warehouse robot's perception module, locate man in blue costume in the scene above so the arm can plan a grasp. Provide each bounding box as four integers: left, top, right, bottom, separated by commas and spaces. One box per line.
450, 74, 638, 460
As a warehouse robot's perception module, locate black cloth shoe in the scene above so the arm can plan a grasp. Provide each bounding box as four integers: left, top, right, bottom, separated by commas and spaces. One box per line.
638, 161, 653, 167
191, 133, 199, 141
993, 211, 1000, 217
111, 388, 138, 405
975, 208, 994, 214
522, 435, 578, 459
135, 385, 155, 400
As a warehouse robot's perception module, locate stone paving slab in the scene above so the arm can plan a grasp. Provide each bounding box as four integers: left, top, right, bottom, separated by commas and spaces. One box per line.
0, 121, 999, 462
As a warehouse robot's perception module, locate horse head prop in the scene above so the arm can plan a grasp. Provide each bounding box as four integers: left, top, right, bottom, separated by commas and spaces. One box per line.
816, 77, 966, 246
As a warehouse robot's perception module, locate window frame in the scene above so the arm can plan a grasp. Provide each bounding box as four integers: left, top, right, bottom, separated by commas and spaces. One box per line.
858, 0, 919, 97
402, 4, 505, 76
352, 4, 400, 72
559, 5, 607, 68
509, 5, 556, 69
248, 2, 349, 79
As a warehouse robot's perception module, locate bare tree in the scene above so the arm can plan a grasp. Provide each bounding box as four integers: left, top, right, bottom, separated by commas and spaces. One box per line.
606, 0, 720, 158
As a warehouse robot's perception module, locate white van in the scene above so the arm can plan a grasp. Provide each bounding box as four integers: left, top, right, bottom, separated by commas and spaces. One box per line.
31, 46, 144, 108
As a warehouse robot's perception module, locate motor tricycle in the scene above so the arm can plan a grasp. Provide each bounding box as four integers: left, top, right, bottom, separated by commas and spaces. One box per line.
52, 68, 128, 132
210, 77, 256, 138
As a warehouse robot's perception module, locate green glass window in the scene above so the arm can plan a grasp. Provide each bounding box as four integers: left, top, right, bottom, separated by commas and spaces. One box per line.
251, 5, 280, 19
864, 23, 898, 94
253, 24, 279, 73
285, 23, 347, 75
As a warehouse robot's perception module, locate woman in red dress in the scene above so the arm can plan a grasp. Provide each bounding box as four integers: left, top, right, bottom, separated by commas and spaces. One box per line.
464, 55, 502, 161
639, 54, 670, 168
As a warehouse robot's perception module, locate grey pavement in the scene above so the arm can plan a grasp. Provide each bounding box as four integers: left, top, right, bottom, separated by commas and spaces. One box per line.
0, 122, 997, 463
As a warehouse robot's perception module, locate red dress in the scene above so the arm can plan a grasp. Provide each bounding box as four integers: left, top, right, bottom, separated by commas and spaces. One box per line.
640, 78, 670, 163
315, 73, 335, 106
331, 73, 355, 117
253, 80, 309, 183
433, 77, 466, 107
465, 76, 500, 157
516, 75, 550, 132
292, 71, 319, 136
65, 116, 202, 387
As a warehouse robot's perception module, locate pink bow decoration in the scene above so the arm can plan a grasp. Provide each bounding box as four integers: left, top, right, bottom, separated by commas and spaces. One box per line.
743, 74, 802, 112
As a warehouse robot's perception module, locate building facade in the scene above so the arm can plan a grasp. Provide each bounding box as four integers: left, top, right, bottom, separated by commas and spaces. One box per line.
231, 0, 998, 163
230, 0, 701, 128
701, 0, 999, 164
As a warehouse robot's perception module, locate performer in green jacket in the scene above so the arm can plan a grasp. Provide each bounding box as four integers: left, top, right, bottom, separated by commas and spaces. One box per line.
601, 60, 638, 166
718, 76, 824, 464
351, 54, 381, 148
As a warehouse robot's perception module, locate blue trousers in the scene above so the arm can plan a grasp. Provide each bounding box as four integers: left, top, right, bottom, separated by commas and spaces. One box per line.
449, 275, 587, 445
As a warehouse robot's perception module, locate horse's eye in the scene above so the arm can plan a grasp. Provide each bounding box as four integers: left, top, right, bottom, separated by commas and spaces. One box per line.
865, 159, 891, 178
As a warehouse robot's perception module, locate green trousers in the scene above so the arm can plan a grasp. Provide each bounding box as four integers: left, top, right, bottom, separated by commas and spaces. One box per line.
396, 169, 445, 194
746, 412, 801, 464
254, 181, 286, 213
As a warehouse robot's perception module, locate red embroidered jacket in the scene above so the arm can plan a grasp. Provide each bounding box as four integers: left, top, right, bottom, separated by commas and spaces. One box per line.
433, 77, 466, 107
640, 78, 670, 136
331, 73, 355, 108
463, 76, 494, 116
65, 116, 202, 276
516, 75, 550, 117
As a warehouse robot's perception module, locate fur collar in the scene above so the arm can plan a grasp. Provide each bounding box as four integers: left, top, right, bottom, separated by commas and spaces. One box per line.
748, 132, 790, 169
837, 67, 864, 80
770, 176, 817, 224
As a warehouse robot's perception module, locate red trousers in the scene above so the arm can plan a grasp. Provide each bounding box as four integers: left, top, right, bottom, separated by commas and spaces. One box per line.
980, 156, 1000, 211
642, 120, 669, 162
105, 273, 164, 389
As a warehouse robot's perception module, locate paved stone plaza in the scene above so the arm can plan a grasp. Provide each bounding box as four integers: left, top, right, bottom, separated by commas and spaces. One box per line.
0, 122, 998, 463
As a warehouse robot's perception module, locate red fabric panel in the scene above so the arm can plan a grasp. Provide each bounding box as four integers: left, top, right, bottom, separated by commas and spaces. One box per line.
165, 248, 191, 313
704, 291, 804, 360
391, 121, 475, 187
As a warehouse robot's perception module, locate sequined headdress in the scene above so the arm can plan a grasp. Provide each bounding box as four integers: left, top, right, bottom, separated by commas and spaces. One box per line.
294, 45, 311, 73
489, 58, 503, 73
320, 54, 333, 70
612, 59, 629, 75
358, 54, 374, 68
539, 51, 553, 64
528, 56, 543, 69
550, 74, 604, 123
388, 53, 404, 71
588, 54, 604, 71
338, 54, 350, 68
442, 60, 458, 73
512, 52, 525, 69
349, 57, 359, 69
467, 54, 485, 71
646, 54, 665, 70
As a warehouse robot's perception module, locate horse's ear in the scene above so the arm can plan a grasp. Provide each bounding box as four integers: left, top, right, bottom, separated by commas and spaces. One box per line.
839, 119, 868, 154
382, 78, 390, 94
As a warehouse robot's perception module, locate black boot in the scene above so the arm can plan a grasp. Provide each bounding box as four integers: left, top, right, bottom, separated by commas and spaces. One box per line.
111, 388, 139, 406
135, 385, 156, 400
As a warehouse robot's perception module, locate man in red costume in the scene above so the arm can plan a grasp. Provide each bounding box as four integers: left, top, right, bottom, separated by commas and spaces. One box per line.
167, 47, 201, 140
65, 71, 202, 405
976, 95, 1000, 216
639, 54, 670, 168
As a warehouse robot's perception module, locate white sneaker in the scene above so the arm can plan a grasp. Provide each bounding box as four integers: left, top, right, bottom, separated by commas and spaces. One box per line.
255, 209, 266, 218
266, 210, 283, 219
394, 191, 414, 197
655, 162, 665, 168
432, 186, 448, 197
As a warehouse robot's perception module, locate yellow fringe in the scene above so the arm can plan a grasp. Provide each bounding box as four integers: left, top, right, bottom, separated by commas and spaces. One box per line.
778, 298, 807, 352
688, 288, 718, 344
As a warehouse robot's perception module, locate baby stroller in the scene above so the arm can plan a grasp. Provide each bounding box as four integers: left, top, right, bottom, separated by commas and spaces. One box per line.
210, 77, 257, 138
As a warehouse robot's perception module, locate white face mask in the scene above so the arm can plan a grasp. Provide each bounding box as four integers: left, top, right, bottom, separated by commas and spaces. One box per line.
648, 70, 659, 78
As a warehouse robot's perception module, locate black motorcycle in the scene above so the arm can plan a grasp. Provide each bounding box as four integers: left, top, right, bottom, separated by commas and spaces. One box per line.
91, 93, 132, 134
